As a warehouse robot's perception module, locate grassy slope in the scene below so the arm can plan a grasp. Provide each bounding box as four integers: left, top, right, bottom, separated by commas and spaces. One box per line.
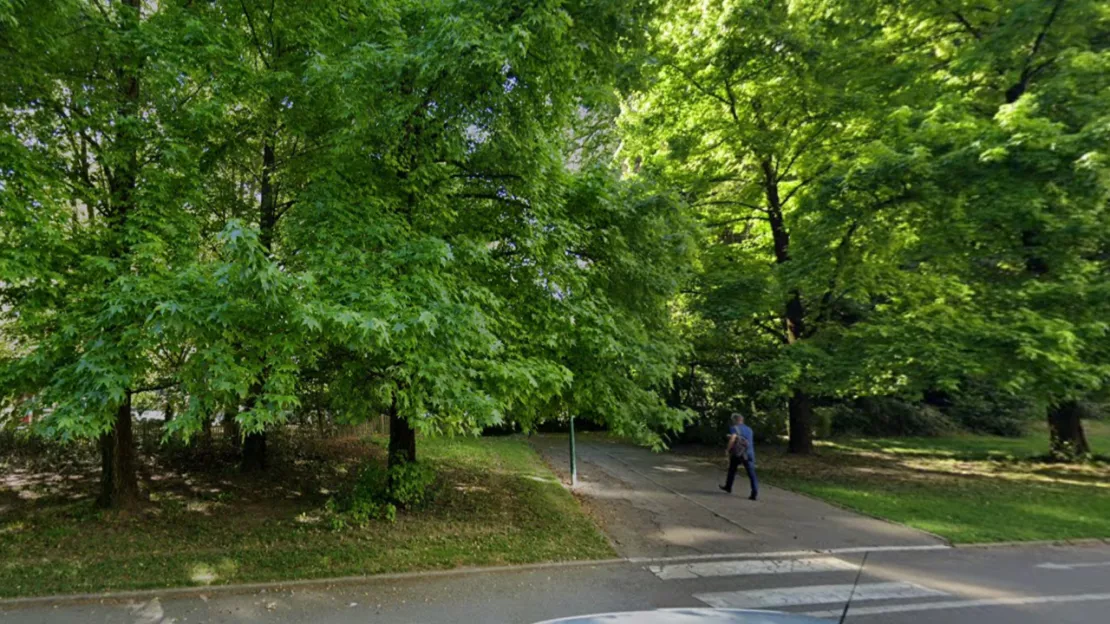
760, 421, 1110, 544
0, 436, 612, 598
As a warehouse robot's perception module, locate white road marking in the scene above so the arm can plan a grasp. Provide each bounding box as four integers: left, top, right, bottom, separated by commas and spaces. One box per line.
802, 592, 1110, 618
650, 557, 858, 580
694, 581, 946, 609
1036, 561, 1110, 570
627, 544, 950, 564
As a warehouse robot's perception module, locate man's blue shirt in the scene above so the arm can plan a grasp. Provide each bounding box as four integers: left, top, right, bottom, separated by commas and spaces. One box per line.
730, 424, 755, 462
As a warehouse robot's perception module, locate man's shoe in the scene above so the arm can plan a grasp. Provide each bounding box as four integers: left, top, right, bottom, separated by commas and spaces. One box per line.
749, 494, 758, 501
719, 485, 731, 494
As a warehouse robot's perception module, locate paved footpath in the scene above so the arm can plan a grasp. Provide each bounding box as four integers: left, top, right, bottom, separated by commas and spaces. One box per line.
3, 437, 1110, 623
530, 435, 946, 557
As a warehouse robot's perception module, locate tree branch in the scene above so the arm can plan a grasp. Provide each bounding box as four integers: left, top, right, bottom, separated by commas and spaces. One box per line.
951, 11, 982, 40
456, 192, 531, 208
1006, 0, 1065, 103
702, 215, 769, 228
665, 61, 732, 109
239, 0, 271, 69
694, 199, 767, 213
133, 380, 179, 394
780, 164, 832, 207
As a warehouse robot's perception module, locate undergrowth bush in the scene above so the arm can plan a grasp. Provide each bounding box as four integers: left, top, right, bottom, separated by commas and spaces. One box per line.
323, 458, 436, 529
830, 397, 956, 437
941, 383, 1039, 437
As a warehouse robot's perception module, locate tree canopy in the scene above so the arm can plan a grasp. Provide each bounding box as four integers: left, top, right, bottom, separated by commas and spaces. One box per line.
2, 0, 1108, 511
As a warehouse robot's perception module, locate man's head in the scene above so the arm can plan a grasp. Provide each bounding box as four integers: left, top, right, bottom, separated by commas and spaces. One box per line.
732, 413, 744, 425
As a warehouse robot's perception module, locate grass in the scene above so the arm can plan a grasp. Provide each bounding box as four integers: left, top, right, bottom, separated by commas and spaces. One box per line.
756, 420, 1110, 544
0, 432, 612, 598
834, 420, 1110, 460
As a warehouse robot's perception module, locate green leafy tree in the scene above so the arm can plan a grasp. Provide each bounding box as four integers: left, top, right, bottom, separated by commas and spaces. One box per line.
0, 0, 212, 506
622, 0, 911, 452
856, 0, 1110, 457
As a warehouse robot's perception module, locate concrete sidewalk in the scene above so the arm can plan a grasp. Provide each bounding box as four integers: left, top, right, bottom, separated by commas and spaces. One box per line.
531, 435, 946, 558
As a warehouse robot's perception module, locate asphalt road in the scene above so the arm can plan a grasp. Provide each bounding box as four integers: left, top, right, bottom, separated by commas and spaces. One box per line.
3, 437, 1108, 623
4, 543, 1110, 623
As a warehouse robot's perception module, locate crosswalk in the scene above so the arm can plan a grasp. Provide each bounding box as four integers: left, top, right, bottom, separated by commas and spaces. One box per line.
694, 581, 946, 609
649, 556, 858, 580
645, 552, 954, 619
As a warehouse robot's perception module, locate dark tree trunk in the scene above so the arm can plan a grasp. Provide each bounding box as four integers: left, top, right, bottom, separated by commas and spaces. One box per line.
241, 431, 267, 472
1048, 401, 1090, 459
239, 136, 278, 470
761, 159, 814, 454
163, 390, 174, 424
224, 409, 240, 443
98, 393, 141, 509
788, 389, 815, 454
239, 383, 266, 472
388, 392, 416, 469
259, 140, 277, 251
95, 0, 143, 511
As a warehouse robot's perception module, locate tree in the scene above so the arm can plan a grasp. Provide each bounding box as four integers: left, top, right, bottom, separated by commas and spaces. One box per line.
621, 0, 909, 452
270, 0, 680, 465
861, 0, 1110, 458
0, 0, 211, 506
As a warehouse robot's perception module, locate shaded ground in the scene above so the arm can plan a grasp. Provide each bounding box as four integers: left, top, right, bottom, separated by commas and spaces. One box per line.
531, 434, 944, 558
0, 431, 611, 598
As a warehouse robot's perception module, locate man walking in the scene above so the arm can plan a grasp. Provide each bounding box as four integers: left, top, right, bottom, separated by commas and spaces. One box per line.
720, 413, 759, 500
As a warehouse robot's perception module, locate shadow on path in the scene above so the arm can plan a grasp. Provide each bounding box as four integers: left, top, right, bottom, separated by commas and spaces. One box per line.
530, 434, 947, 558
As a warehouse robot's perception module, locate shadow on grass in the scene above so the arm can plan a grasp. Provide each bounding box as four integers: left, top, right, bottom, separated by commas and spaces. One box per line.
0, 433, 610, 598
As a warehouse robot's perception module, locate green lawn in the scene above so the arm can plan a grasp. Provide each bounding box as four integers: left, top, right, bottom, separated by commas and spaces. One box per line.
759, 421, 1110, 544
833, 420, 1110, 460
0, 435, 612, 598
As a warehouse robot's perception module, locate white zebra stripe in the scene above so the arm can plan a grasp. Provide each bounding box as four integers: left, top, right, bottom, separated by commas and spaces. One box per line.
802, 592, 1110, 618
694, 581, 947, 609
649, 557, 857, 580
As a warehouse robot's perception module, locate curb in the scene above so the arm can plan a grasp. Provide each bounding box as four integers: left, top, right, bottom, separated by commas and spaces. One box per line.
8, 539, 1105, 609
0, 557, 629, 610
954, 538, 1110, 549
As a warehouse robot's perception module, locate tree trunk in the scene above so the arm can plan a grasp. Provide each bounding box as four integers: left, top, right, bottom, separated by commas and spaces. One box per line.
98, 393, 141, 509
761, 159, 814, 454
388, 391, 416, 469
163, 390, 174, 424
239, 380, 266, 471
1048, 401, 1090, 459
224, 405, 240, 444
241, 430, 267, 472
788, 389, 815, 454
239, 135, 278, 470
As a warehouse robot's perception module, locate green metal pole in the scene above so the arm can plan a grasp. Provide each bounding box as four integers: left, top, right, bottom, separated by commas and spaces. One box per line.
569, 414, 578, 487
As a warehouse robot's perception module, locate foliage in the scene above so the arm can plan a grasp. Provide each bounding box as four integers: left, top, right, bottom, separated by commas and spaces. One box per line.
624, 0, 1110, 454
0, 0, 691, 507
324, 456, 437, 528
388, 460, 437, 509
826, 398, 956, 438
940, 383, 1042, 437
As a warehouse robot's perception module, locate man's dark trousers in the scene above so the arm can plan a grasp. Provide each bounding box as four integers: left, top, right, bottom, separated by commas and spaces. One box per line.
725, 454, 759, 498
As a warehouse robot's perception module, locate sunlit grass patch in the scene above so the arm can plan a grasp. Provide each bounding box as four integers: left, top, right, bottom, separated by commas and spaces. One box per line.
758, 426, 1110, 544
